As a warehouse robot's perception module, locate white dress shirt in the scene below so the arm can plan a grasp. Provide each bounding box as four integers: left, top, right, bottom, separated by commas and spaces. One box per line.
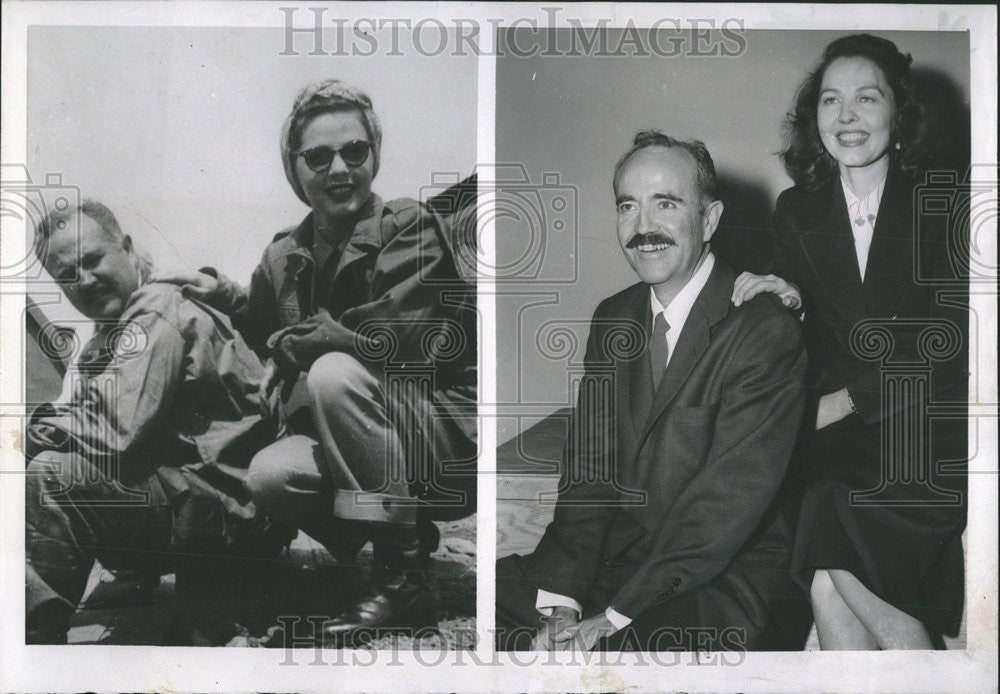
536, 252, 717, 633
840, 175, 886, 281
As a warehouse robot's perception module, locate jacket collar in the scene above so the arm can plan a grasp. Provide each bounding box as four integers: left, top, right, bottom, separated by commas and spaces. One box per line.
623, 258, 735, 448
282, 194, 384, 284
799, 175, 865, 322
861, 170, 913, 314
626, 286, 653, 434
799, 171, 912, 321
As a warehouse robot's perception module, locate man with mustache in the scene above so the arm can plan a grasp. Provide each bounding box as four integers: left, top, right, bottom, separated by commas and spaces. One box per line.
496, 131, 810, 651
25, 200, 289, 643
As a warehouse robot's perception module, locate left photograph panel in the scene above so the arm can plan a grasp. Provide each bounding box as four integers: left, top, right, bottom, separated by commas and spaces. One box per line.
20, 25, 478, 649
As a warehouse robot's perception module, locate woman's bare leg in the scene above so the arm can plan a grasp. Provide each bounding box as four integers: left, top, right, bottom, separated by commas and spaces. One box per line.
828, 569, 933, 650
810, 569, 878, 650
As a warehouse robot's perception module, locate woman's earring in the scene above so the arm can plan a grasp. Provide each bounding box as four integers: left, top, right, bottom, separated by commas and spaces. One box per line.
895, 142, 901, 150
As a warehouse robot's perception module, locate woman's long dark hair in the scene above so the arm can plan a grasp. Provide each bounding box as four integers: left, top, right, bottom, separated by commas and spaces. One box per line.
780, 34, 938, 190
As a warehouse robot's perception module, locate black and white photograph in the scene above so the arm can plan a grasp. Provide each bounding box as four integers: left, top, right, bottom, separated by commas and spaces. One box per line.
1, 3, 996, 693
6, 19, 479, 652
494, 26, 975, 653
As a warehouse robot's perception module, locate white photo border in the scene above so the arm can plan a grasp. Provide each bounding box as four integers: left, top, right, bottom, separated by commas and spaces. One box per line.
1, 3, 996, 693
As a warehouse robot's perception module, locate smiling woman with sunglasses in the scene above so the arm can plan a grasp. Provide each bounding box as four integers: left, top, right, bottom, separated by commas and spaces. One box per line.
154, 78, 477, 646
295, 139, 372, 171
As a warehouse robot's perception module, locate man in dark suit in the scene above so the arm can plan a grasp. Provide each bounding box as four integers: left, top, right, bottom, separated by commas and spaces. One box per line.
496, 131, 810, 652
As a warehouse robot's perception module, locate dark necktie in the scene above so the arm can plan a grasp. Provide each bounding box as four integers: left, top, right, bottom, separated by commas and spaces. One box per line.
650, 311, 670, 390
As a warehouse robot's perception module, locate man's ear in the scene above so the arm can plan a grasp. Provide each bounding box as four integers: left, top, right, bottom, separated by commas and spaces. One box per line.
121, 234, 144, 280
701, 199, 724, 243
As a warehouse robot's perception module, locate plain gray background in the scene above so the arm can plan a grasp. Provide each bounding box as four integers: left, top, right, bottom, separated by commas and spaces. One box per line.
26, 25, 478, 325
495, 29, 970, 445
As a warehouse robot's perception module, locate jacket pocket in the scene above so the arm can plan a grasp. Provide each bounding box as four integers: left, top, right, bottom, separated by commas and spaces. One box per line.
656, 401, 721, 468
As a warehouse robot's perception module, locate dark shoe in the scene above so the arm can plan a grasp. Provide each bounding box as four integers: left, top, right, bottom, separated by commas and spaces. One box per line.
320, 531, 437, 647
319, 580, 437, 647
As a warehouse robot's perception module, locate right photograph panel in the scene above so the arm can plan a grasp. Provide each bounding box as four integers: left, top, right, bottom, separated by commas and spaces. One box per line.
493, 28, 971, 654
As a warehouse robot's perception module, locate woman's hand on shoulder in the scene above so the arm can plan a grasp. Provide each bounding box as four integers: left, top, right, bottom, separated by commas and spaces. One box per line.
731, 272, 802, 310
149, 270, 221, 303
149, 268, 243, 314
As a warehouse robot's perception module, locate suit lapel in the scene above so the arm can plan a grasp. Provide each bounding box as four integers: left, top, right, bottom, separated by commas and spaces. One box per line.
799, 178, 867, 325
641, 308, 710, 437
862, 172, 912, 315
637, 261, 732, 446
628, 289, 654, 434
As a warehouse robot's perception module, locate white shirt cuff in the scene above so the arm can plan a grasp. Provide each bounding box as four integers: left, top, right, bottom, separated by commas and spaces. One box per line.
604, 607, 632, 632
535, 589, 582, 618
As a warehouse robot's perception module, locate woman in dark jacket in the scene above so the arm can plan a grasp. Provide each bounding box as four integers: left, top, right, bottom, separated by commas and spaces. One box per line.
732, 34, 967, 649
158, 79, 477, 646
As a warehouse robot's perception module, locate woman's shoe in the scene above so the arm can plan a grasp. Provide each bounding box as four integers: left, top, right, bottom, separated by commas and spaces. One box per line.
320, 538, 437, 647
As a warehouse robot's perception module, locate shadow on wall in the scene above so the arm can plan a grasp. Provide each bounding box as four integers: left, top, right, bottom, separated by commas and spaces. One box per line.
712, 173, 774, 275
914, 67, 972, 177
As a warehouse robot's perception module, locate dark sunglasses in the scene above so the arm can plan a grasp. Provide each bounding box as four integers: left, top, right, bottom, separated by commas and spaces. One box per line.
294, 140, 371, 172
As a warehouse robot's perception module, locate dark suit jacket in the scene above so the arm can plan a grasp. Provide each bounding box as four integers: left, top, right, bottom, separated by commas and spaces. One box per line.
772, 172, 968, 635
523, 258, 807, 619
771, 172, 968, 426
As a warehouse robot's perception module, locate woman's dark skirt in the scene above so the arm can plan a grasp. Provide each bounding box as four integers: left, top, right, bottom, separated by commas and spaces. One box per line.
790, 411, 967, 636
